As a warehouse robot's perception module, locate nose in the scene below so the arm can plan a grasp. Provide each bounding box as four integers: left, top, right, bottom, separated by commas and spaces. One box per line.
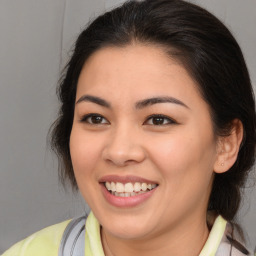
102, 125, 146, 167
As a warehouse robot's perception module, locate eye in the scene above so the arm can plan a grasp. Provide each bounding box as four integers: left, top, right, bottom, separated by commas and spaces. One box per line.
80, 113, 109, 125
144, 114, 176, 126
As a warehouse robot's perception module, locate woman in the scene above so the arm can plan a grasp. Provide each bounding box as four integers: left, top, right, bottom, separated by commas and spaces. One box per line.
3, 0, 255, 255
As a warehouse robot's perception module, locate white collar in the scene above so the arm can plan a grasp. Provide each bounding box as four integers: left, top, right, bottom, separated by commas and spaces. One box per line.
85, 212, 227, 256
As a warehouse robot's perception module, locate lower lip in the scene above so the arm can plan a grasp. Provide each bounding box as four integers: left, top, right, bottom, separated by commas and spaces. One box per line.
100, 184, 157, 208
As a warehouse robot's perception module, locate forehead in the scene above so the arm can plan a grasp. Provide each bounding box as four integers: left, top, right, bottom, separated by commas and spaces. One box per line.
76, 44, 204, 109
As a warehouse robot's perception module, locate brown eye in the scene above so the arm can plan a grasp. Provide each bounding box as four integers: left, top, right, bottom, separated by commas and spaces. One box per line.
91, 116, 104, 124
81, 114, 109, 124
152, 117, 165, 125
144, 114, 176, 126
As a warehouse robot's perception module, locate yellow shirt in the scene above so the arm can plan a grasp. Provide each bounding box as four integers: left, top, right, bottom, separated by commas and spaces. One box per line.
84, 213, 226, 256
1, 219, 70, 256
2, 212, 249, 256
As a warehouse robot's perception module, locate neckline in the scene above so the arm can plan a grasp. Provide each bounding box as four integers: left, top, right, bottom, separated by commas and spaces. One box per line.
85, 212, 227, 256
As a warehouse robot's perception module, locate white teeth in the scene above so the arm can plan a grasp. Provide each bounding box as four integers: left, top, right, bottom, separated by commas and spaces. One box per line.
106, 182, 111, 190
124, 183, 133, 193
111, 182, 116, 192
104, 181, 158, 195
152, 184, 157, 189
113, 191, 147, 197
141, 183, 147, 191
134, 182, 141, 192
116, 182, 124, 193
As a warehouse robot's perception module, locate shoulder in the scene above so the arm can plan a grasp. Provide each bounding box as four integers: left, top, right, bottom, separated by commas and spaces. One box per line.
216, 222, 254, 256
216, 242, 252, 256
2, 219, 71, 256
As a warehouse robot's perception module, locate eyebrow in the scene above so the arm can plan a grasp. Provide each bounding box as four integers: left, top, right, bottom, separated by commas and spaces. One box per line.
76, 95, 111, 108
76, 94, 189, 109
135, 96, 189, 109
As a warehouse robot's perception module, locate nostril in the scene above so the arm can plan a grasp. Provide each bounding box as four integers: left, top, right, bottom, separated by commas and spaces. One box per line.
102, 145, 146, 166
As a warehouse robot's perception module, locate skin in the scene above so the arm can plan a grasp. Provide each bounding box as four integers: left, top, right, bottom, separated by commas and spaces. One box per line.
69, 44, 241, 256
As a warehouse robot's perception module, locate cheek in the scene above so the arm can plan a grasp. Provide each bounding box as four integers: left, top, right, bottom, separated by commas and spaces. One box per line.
148, 130, 216, 182
148, 132, 216, 218
69, 127, 102, 178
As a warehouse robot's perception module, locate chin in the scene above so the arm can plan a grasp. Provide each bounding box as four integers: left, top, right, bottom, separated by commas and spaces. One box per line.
107, 226, 151, 240
101, 215, 156, 240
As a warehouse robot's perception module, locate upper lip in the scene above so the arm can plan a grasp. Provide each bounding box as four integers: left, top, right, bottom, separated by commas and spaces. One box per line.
99, 175, 158, 184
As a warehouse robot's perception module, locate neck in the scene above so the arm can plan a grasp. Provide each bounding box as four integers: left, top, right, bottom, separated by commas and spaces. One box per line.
101, 213, 210, 256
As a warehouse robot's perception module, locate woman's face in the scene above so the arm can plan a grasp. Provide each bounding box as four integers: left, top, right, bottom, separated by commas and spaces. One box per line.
70, 44, 220, 240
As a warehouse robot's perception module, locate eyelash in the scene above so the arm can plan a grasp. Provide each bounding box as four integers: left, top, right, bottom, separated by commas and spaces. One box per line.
80, 113, 177, 126
80, 113, 108, 125
145, 114, 176, 125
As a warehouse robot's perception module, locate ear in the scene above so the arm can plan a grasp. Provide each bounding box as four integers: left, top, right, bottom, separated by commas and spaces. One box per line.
214, 119, 244, 174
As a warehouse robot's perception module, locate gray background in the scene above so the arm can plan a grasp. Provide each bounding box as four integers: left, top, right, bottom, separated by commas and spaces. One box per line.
0, 0, 255, 253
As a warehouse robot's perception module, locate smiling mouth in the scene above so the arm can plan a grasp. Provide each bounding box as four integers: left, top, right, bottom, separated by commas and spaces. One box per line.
104, 181, 158, 197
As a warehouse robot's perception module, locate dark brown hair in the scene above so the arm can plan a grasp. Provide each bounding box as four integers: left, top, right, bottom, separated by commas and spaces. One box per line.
50, 0, 256, 221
